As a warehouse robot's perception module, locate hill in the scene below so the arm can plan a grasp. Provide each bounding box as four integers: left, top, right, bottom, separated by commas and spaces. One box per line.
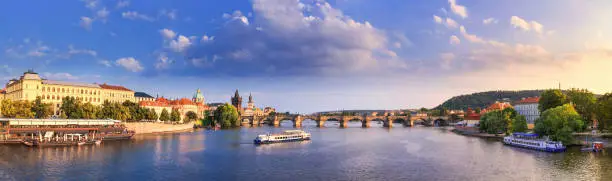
435, 90, 545, 110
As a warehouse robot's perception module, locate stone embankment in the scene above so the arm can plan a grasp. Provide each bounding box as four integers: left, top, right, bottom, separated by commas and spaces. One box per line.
124, 122, 194, 134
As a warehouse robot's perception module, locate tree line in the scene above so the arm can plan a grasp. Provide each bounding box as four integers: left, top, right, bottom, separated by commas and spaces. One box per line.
478, 88, 608, 144
0, 96, 198, 123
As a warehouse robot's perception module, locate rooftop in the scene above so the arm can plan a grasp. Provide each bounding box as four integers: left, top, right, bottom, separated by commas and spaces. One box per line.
134, 92, 154, 98
42, 80, 101, 88
99, 83, 133, 92
515, 97, 540, 104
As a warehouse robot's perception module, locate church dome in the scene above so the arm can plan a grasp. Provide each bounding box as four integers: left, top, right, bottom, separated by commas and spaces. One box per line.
193, 88, 205, 103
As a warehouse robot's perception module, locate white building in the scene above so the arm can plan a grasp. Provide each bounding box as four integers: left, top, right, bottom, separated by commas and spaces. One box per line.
514, 97, 540, 129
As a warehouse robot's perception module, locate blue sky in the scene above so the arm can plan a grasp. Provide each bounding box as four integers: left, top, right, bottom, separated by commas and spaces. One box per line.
2, 0, 612, 113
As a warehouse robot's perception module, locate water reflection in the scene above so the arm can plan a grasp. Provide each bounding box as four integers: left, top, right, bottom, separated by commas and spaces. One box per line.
0, 127, 611, 180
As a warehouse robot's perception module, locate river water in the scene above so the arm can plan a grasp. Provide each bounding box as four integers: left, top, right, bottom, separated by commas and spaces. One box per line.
1, 121, 611, 181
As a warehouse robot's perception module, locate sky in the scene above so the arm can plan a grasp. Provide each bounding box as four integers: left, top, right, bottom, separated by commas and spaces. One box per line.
2, 0, 612, 113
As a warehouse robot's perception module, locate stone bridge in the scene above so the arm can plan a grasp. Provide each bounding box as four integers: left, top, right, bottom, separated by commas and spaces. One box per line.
244, 114, 450, 128
251, 114, 415, 128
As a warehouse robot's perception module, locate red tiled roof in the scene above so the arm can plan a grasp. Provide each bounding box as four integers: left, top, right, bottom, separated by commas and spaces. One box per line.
140, 97, 209, 107
515, 97, 540, 104
0, 88, 5, 94
98, 83, 133, 92
486, 102, 513, 111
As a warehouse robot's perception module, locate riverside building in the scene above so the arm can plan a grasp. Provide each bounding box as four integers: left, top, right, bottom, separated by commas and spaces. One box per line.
514, 97, 540, 129
1, 70, 135, 115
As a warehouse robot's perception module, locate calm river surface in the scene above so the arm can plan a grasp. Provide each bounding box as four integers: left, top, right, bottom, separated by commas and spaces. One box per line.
1, 121, 611, 181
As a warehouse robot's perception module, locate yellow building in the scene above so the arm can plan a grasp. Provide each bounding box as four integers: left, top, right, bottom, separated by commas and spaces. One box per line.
3, 70, 135, 115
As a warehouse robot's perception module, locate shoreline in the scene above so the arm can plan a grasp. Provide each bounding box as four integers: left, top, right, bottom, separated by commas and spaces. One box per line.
124, 122, 196, 135
450, 127, 611, 147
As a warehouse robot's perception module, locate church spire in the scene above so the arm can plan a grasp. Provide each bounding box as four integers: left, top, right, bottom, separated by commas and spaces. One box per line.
249, 93, 253, 103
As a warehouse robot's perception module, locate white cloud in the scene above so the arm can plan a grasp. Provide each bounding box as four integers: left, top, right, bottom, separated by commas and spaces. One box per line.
116, 0, 129, 9
159, 29, 177, 40
510, 16, 544, 34
179, 0, 405, 76
222, 10, 249, 25
122, 11, 155, 21
83, 0, 98, 10
449, 35, 460, 45
433, 15, 443, 24
201, 35, 212, 42
169, 35, 192, 53
160, 9, 177, 20
43, 72, 79, 80
445, 18, 458, 29
96, 8, 109, 22
483, 18, 498, 25
459, 26, 484, 43
115, 57, 144, 72
27, 43, 50, 57
155, 53, 173, 70
459, 26, 507, 47
448, 0, 468, 18
98, 60, 112, 67
67, 45, 97, 57
80, 16, 93, 30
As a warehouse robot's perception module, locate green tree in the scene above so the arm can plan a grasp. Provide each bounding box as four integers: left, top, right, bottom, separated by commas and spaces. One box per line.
159, 108, 170, 122
479, 108, 519, 135
170, 108, 181, 122
185, 111, 198, 123
479, 110, 506, 134
1, 99, 16, 118
81, 102, 99, 119
512, 115, 528, 133
114, 103, 131, 121
146, 108, 158, 121
31, 96, 53, 119
122, 101, 143, 122
99, 100, 113, 119
214, 103, 240, 128
539, 89, 567, 112
567, 88, 596, 127
419, 107, 428, 113
595, 93, 612, 131
13, 100, 34, 118
61, 96, 84, 119
534, 104, 585, 144
475, 107, 481, 114
198, 110, 214, 127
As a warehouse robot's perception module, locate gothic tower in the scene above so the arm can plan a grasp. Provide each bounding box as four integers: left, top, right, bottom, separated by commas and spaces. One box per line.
231, 89, 242, 111
247, 93, 254, 110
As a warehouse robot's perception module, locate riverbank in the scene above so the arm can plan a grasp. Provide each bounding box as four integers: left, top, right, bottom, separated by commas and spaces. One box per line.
451, 126, 504, 140
451, 126, 612, 148
124, 122, 194, 134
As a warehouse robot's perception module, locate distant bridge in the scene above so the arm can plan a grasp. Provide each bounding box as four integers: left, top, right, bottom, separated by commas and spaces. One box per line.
242, 114, 449, 128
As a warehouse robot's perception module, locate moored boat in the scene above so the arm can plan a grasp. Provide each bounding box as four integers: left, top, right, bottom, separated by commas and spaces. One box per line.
503, 133, 566, 152
254, 130, 311, 144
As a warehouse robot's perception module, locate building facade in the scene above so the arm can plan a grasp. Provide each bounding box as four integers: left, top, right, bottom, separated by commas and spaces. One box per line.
139, 89, 208, 122
514, 97, 540, 129
135, 92, 155, 102
2, 70, 135, 115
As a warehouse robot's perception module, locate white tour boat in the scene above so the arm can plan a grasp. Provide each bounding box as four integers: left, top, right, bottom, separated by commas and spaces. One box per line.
503, 133, 566, 152
254, 130, 311, 144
